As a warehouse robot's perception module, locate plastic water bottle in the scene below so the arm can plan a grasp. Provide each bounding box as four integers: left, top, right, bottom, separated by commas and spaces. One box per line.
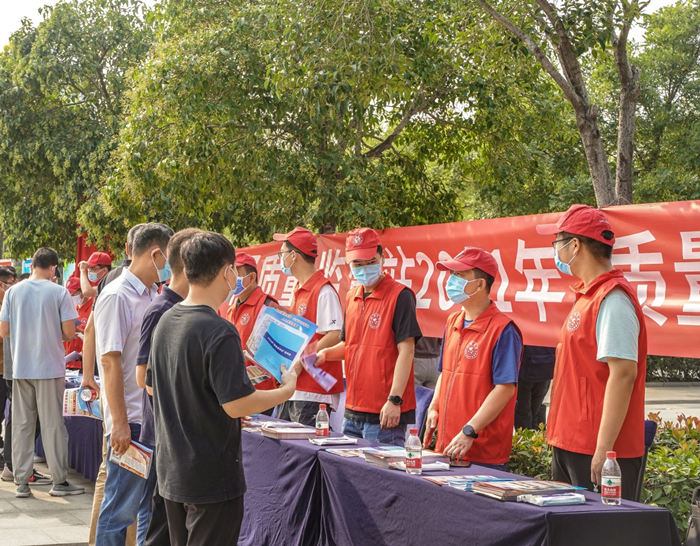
405, 428, 422, 475
315, 404, 329, 437
601, 451, 622, 505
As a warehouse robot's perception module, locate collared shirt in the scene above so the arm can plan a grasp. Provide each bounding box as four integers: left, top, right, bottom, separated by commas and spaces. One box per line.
94, 268, 158, 436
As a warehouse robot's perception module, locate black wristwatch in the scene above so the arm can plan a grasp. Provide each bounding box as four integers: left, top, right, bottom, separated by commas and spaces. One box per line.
387, 395, 403, 406
462, 424, 479, 439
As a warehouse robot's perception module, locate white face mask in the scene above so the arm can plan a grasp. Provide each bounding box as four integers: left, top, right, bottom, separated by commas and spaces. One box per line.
72, 295, 83, 306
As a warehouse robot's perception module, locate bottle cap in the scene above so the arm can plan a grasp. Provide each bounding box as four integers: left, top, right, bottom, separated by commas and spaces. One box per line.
409, 428, 418, 435
319, 404, 327, 410
606, 451, 616, 458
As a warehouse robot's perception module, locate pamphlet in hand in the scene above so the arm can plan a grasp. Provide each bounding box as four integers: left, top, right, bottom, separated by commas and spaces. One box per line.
64, 351, 82, 364
109, 441, 153, 479
299, 340, 338, 393
245, 307, 317, 383
63, 388, 103, 420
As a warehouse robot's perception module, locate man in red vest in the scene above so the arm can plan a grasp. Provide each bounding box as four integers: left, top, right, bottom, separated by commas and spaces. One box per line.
318, 228, 422, 446
423, 247, 522, 469
63, 277, 94, 370
223, 252, 278, 395
536, 204, 647, 500
272, 228, 344, 426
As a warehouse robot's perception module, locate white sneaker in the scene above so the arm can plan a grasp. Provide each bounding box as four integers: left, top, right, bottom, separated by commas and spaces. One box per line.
1, 465, 13, 482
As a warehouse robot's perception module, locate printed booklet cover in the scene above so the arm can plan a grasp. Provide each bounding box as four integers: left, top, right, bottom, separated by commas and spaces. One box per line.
109, 441, 153, 479
245, 306, 317, 383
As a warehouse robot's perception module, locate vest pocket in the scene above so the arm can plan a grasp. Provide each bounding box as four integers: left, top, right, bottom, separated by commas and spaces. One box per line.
579, 376, 588, 422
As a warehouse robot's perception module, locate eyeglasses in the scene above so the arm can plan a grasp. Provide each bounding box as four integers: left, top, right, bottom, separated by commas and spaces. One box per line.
551, 237, 575, 250
277, 250, 294, 260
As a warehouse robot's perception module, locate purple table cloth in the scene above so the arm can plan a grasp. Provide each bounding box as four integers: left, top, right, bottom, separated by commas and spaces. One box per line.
36, 416, 103, 482
241, 428, 680, 546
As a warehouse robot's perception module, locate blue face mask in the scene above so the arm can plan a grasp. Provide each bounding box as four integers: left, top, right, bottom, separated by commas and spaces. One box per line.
88, 272, 99, 283
152, 251, 171, 283
351, 263, 382, 287
554, 239, 576, 276
280, 251, 294, 276
446, 275, 478, 304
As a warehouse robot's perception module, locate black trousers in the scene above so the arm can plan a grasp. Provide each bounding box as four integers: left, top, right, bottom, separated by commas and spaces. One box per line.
164, 496, 244, 546
514, 380, 550, 430
276, 400, 333, 428
144, 479, 171, 546
552, 446, 643, 501
3, 379, 41, 470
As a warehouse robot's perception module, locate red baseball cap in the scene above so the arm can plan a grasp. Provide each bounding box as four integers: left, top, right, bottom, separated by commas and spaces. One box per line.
436, 247, 499, 278
536, 204, 615, 246
65, 277, 82, 294
87, 252, 112, 268
235, 252, 257, 270
345, 228, 382, 262
272, 227, 318, 257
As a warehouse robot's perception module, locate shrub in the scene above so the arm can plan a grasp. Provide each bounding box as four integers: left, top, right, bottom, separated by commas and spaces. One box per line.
647, 356, 700, 382
509, 425, 552, 480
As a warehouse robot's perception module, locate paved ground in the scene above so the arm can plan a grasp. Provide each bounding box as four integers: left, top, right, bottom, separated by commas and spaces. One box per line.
0, 383, 697, 546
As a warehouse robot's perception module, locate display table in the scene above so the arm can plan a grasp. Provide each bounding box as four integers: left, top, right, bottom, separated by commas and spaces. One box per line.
240, 429, 681, 546
35, 416, 103, 482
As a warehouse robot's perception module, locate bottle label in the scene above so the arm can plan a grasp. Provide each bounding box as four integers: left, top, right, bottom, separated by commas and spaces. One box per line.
315, 424, 329, 437
601, 476, 621, 499
405, 454, 422, 469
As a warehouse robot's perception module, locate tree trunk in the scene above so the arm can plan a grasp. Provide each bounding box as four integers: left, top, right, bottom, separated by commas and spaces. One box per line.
615, 70, 641, 205
574, 106, 617, 208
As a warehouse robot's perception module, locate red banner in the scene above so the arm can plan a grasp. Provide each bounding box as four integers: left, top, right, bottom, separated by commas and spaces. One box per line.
240, 200, 700, 358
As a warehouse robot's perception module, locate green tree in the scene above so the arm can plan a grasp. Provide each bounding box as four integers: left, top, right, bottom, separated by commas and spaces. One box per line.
0, 0, 153, 258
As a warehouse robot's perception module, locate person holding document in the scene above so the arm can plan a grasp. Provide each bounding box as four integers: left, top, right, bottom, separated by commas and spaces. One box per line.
223, 252, 278, 394
317, 228, 421, 447
148, 231, 300, 546
272, 227, 344, 426
423, 247, 522, 470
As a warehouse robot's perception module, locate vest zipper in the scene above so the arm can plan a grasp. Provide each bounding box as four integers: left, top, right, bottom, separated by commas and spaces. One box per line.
350, 298, 365, 409
440, 321, 464, 451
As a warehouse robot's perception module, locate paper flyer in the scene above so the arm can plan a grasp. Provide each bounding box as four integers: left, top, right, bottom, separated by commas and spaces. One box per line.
299, 340, 338, 392
245, 307, 317, 382
62, 388, 103, 420
109, 441, 153, 479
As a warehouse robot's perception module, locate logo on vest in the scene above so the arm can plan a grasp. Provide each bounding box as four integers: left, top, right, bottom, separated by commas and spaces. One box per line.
240, 313, 251, 326
353, 233, 364, 246
567, 311, 581, 332
298, 303, 308, 317
368, 312, 381, 329
464, 341, 479, 359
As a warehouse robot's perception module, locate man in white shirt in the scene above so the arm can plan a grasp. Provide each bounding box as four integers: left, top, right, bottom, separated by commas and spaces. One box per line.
93, 223, 173, 546
0, 248, 82, 498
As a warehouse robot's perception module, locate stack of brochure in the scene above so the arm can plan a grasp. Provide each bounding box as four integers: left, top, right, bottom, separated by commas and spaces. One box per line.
363, 447, 450, 469
260, 422, 317, 440
446, 476, 513, 492
473, 480, 578, 501
308, 436, 358, 446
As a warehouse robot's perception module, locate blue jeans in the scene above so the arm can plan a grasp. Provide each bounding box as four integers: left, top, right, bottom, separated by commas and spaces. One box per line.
96, 424, 151, 546
342, 418, 407, 447
137, 447, 158, 545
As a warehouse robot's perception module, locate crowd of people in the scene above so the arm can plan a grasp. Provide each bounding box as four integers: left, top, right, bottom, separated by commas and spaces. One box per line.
0, 203, 647, 546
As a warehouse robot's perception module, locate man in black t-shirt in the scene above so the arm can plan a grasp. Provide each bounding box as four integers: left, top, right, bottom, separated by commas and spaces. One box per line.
147, 231, 300, 545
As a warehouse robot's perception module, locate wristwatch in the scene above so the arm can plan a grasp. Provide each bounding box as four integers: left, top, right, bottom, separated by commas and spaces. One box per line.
387, 395, 403, 406
462, 424, 479, 439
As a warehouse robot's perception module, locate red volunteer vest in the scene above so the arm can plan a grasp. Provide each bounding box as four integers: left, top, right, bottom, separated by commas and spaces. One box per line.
63, 298, 94, 368
344, 275, 417, 414
291, 271, 344, 395
435, 303, 521, 465
547, 269, 647, 458
225, 287, 278, 391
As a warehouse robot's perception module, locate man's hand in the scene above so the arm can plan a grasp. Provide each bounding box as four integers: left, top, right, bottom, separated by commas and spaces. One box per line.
110, 421, 131, 456
379, 401, 401, 429
80, 373, 100, 398
280, 363, 300, 389
444, 432, 474, 461
78, 261, 89, 272
591, 448, 607, 486
314, 349, 327, 367
423, 407, 439, 446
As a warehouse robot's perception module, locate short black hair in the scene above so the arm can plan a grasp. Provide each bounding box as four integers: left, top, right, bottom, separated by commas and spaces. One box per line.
239, 263, 258, 282
182, 231, 236, 286
19, 273, 30, 281
0, 267, 14, 282
127, 223, 146, 250
5, 266, 17, 277
131, 223, 174, 257
32, 247, 59, 269
283, 242, 316, 265
560, 231, 613, 260
472, 267, 495, 293
167, 228, 201, 276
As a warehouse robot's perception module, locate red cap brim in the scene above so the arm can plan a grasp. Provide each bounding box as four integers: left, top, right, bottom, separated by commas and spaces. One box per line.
272, 233, 288, 242
535, 223, 561, 235
346, 247, 379, 262
436, 260, 470, 272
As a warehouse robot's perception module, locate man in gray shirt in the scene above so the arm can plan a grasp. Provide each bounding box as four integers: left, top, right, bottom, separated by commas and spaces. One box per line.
0, 248, 85, 498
